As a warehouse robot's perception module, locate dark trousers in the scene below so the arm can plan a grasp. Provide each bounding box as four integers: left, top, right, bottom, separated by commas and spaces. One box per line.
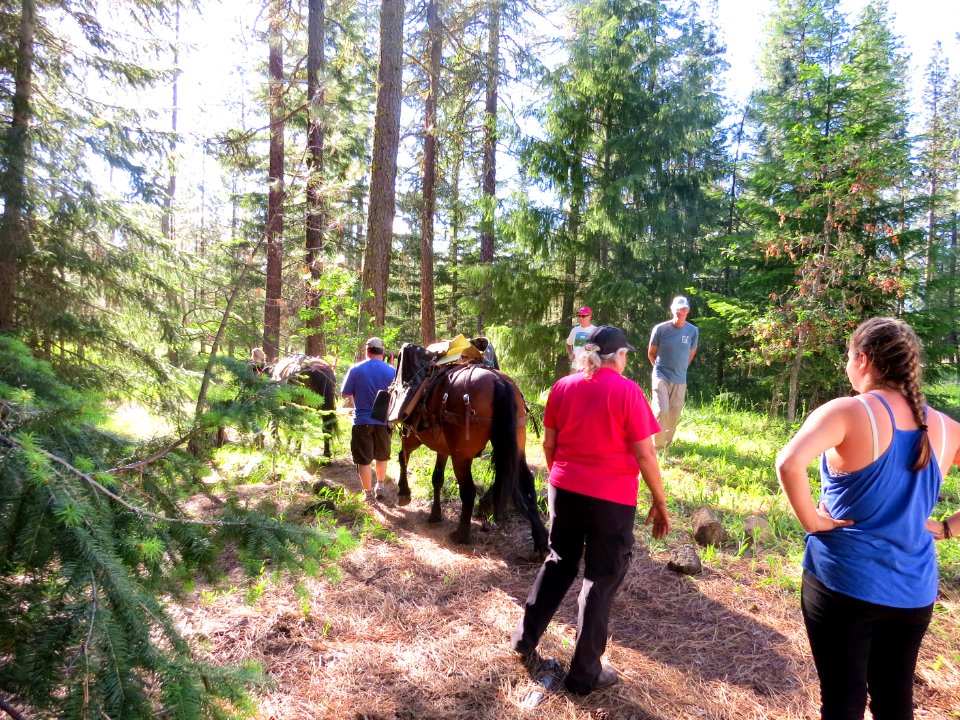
801, 571, 933, 720
511, 485, 635, 694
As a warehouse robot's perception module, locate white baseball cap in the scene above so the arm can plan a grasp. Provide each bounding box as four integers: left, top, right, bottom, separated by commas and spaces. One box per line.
670, 296, 690, 311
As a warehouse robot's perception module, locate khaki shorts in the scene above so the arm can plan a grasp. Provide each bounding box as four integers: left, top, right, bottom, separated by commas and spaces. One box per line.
351, 424, 392, 465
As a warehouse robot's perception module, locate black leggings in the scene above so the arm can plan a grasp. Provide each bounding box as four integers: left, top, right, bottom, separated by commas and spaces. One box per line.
801, 571, 933, 720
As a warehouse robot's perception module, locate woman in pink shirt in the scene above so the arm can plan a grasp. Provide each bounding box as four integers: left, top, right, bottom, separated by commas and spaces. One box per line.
510, 326, 671, 695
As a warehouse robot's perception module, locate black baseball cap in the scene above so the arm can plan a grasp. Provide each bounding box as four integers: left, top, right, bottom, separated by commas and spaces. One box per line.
588, 326, 635, 355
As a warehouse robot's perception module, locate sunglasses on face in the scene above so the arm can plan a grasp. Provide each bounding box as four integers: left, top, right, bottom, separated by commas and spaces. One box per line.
577, 314, 590, 318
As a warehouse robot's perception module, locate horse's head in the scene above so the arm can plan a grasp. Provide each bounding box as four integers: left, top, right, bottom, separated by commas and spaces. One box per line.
396, 342, 435, 385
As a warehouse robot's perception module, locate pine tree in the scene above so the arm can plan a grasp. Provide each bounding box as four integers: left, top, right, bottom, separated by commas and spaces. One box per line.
305, 0, 328, 356
361, 0, 405, 329
742, 0, 914, 420
419, 0, 442, 345
916, 43, 960, 364
0, 0, 186, 384
0, 338, 335, 716
491, 0, 727, 388
264, 0, 286, 362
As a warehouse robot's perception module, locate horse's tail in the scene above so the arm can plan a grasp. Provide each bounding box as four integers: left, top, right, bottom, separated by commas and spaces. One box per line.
488, 376, 520, 523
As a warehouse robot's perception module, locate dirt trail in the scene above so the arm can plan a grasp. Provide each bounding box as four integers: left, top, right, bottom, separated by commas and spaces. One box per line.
176, 458, 960, 720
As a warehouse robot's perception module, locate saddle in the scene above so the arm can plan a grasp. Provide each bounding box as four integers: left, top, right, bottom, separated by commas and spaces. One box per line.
268, 354, 331, 383
374, 336, 498, 428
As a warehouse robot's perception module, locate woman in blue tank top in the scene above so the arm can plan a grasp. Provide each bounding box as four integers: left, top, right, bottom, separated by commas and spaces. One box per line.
776, 317, 960, 720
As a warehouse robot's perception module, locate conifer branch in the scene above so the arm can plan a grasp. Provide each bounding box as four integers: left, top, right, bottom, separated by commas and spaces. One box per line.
0, 434, 246, 527
194, 237, 266, 418
107, 432, 194, 475
65, 573, 98, 673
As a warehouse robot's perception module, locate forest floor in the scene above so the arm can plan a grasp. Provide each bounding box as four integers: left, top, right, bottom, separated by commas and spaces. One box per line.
174, 454, 960, 720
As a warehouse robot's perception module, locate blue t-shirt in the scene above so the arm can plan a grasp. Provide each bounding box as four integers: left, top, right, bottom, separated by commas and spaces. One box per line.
649, 321, 698, 384
341, 358, 395, 426
803, 393, 941, 608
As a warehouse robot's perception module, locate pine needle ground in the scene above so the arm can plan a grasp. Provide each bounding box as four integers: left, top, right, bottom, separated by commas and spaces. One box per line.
172, 459, 960, 720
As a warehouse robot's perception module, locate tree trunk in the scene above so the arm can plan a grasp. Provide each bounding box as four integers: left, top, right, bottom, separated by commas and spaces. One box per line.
555, 254, 577, 380
479, 0, 499, 265
447, 154, 461, 336
163, 6, 181, 365
162, 6, 179, 243
360, 0, 405, 328
0, 0, 36, 331
950, 211, 958, 368
927, 175, 937, 299
419, 0, 440, 345
476, 0, 499, 334
556, 182, 582, 380
305, 0, 326, 356
263, 0, 285, 362
786, 331, 805, 424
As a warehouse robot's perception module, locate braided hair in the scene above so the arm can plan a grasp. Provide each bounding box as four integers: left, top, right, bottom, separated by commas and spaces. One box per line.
850, 317, 930, 471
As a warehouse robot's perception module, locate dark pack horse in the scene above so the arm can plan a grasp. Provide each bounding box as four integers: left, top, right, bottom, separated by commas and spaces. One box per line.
253, 351, 339, 457
393, 343, 548, 558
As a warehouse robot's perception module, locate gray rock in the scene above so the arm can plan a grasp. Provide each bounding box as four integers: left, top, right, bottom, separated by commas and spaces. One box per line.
744, 514, 774, 544
692, 506, 729, 546
667, 544, 703, 575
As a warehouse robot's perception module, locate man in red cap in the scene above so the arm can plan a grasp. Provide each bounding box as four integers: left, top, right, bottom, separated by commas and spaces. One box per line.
565, 306, 597, 368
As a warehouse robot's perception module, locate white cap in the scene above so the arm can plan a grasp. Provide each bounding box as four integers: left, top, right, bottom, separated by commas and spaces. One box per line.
670, 296, 690, 311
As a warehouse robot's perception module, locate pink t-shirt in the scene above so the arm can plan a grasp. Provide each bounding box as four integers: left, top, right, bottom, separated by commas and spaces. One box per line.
544, 367, 660, 506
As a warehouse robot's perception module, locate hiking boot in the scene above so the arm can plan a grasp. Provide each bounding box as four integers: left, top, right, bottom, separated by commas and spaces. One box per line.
375, 480, 396, 500
364, 489, 377, 504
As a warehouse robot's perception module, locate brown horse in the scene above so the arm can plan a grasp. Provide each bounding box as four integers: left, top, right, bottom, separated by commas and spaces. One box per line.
256, 352, 339, 457
393, 344, 548, 557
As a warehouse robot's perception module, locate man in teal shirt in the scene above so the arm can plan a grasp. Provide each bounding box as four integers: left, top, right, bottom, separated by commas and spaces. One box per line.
647, 296, 698, 452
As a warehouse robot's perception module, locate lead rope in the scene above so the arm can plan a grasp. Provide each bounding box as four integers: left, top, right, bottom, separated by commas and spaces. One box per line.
462, 365, 479, 441
464, 393, 472, 441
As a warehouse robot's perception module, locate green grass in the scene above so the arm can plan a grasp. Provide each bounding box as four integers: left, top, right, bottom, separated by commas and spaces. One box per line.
653, 399, 800, 538
527, 389, 960, 589
107, 390, 960, 589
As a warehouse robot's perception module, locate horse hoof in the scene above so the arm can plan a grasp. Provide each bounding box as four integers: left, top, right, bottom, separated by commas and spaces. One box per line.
398, 493, 412, 507
449, 530, 472, 545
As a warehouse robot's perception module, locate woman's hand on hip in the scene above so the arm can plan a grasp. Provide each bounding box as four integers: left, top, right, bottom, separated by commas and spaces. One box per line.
807, 502, 854, 533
